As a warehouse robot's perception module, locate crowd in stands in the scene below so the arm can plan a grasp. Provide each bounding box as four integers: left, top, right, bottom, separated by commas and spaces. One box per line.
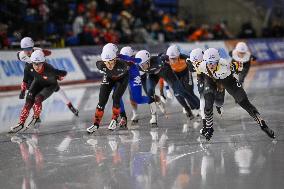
1, 0, 284, 49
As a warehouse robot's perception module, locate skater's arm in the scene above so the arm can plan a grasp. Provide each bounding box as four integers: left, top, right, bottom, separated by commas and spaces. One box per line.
185, 58, 196, 72
96, 60, 105, 72
46, 64, 67, 78
18, 51, 32, 63
250, 55, 257, 64
117, 54, 141, 65
54, 69, 67, 78
23, 65, 33, 84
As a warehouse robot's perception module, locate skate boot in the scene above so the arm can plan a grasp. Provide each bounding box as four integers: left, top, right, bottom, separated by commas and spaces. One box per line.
119, 117, 128, 130
68, 103, 79, 116
27, 116, 41, 130
204, 127, 214, 141
200, 119, 207, 136
150, 102, 158, 126
108, 119, 117, 131
150, 114, 158, 126
216, 106, 223, 116
186, 109, 195, 120
160, 94, 167, 104
259, 120, 275, 139
87, 123, 99, 134
131, 114, 139, 124
156, 99, 166, 115
154, 95, 166, 115
182, 108, 187, 114
9, 123, 25, 133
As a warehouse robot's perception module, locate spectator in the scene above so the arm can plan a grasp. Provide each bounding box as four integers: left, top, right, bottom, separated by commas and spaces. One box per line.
238, 22, 257, 38
73, 13, 85, 36
188, 24, 213, 41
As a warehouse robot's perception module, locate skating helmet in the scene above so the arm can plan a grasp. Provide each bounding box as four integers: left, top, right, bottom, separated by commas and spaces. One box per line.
189, 48, 203, 63
203, 48, 220, 65
135, 50, 151, 70
20, 37, 34, 50
102, 43, 118, 54
30, 50, 45, 63
235, 42, 248, 53
120, 46, 135, 57
101, 46, 117, 61
166, 45, 180, 58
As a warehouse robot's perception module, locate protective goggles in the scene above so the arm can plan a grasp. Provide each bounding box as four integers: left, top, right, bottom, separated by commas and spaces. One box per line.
32, 61, 44, 65
23, 47, 33, 52
138, 60, 150, 70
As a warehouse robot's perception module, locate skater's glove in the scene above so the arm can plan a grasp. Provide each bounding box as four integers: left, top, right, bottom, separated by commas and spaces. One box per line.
19, 90, 25, 99
231, 61, 243, 73
216, 83, 224, 92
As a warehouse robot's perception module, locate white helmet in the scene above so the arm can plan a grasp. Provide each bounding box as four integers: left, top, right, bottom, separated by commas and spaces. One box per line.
102, 43, 118, 54
203, 48, 220, 64
235, 42, 248, 53
30, 50, 45, 63
135, 50, 151, 64
101, 46, 117, 61
166, 45, 180, 58
120, 46, 135, 57
190, 48, 203, 63
20, 37, 34, 49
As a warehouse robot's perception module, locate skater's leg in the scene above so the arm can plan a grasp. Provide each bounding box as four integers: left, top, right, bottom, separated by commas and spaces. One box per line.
140, 73, 147, 94
19, 97, 34, 125
201, 76, 217, 140
112, 74, 129, 119
146, 74, 160, 104
222, 75, 275, 138
200, 93, 205, 120
215, 88, 225, 115
93, 76, 114, 125
120, 99, 126, 118
238, 98, 275, 138
111, 74, 129, 129
146, 74, 160, 124
159, 78, 165, 98
20, 81, 41, 124
33, 85, 57, 119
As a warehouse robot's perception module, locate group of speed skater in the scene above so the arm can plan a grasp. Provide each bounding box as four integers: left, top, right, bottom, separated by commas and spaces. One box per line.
10, 37, 275, 141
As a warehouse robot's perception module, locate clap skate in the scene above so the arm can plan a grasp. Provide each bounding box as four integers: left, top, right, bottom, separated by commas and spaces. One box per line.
119, 117, 128, 130
86, 123, 99, 134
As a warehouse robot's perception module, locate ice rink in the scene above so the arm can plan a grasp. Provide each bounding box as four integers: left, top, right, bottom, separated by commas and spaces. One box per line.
0, 63, 283, 189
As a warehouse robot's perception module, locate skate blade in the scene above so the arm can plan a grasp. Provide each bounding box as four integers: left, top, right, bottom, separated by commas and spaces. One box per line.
8, 125, 24, 134
87, 127, 99, 134
74, 111, 79, 117
108, 127, 117, 131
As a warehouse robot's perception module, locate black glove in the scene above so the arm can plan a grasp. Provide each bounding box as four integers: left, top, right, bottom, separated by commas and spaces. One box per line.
19, 90, 25, 99
197, 81, 204, 94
